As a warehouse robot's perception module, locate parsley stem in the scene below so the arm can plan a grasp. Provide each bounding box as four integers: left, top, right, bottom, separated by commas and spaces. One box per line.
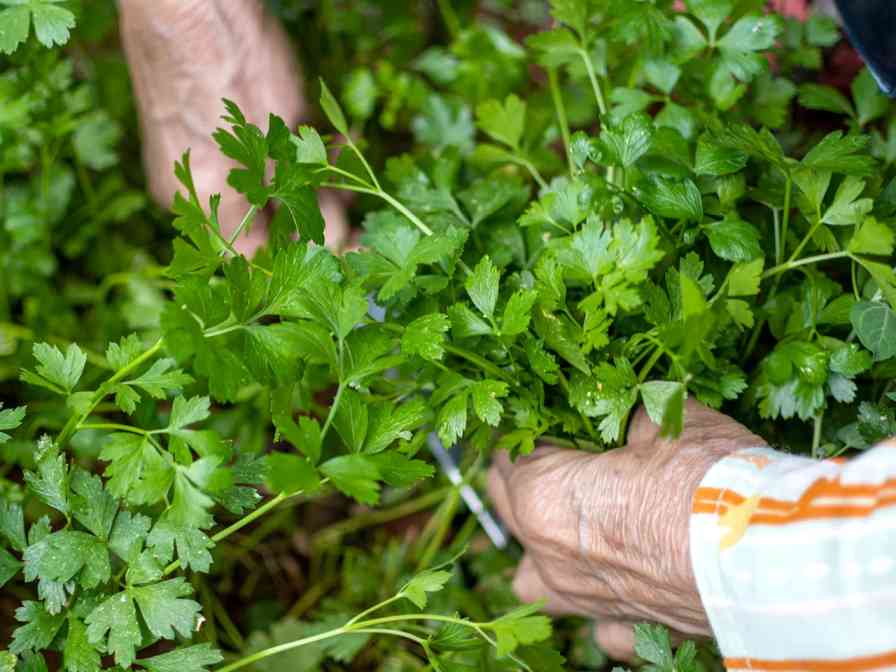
319, 182, 433, 236
347, 140, 382, 192
762, 251, 852, 279
344, 594, 404, 627
203, 323, 246, 339
216, 626, 349, 672
517, 157, 549, 191
227, 204, 258, 247
377, 190, 434, 236
162, 480, 328, 578
787, 218, 823, 265
578, 48, 608, 117
319, 180, 473, 275
443, 345, 512, 383
320, 164, 371, 187
436, 0, 461, 38
78, 423, 148, 435
811, 413, 824, 459
416, 487, 461, 571
638, 346, 664, 383
352, 613, 481, 629
56, 337, 164, 449
320, 383, 345, 441
312, 486, 450, 548
216, 612, 493, 672
780, 176, 792, 261
160, 493, 285, 575
772, 207, 781, 266
541, 434, 602, 452
548, 67, 574, 174
353, 628, 428, 645
211, 492, 288, 544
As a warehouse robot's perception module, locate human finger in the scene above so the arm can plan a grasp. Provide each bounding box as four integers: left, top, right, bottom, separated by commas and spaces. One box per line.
486, 460, 523, 539
512, 554, 580, 616
593, 620, 637, 663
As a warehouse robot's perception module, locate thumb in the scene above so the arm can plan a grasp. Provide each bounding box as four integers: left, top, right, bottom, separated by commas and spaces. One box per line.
593, 621, 637, 663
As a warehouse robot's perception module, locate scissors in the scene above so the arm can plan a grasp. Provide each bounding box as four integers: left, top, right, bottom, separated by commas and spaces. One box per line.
835, 0, 896, 97
367, 296, 509, 549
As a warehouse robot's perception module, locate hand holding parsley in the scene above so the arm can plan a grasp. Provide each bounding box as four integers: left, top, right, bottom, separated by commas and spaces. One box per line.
488, 400, 764, 659
119, 0, 348, 253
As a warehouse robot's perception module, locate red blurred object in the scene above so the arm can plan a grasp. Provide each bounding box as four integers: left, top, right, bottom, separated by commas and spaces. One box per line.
770, 0, 810, 20
822, 42, 865, 88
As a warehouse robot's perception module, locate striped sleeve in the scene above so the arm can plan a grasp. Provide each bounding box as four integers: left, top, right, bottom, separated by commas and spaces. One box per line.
689, 440, 896, 672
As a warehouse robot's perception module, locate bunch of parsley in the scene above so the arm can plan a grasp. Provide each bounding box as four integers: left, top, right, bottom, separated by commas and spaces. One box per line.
2, 0, 896, 669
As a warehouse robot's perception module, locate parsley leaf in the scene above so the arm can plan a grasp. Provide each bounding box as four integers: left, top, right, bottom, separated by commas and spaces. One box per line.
138, 644, 223, 672
466, 256, 500, 319
0, 404, 25, 444
0, 0, 75, 54
20, 343, 86, 394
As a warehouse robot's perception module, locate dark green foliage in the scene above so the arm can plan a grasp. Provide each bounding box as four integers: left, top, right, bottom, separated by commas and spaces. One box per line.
2, 0, 895, 670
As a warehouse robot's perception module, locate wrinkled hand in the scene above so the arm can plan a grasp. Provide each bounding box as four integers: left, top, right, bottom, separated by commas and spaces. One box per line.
120, 0, 348, 254
487, 400, 764, 660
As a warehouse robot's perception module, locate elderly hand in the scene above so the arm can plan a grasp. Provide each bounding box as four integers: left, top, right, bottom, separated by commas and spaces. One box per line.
120, 0, 347, 254
487, 400, 764, 660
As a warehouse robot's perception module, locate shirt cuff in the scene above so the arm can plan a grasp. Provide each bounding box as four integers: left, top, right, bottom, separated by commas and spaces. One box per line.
689, 447, 822, 660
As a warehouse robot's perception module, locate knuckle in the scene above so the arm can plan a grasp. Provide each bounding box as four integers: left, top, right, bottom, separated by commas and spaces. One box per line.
511, 572, 541, 603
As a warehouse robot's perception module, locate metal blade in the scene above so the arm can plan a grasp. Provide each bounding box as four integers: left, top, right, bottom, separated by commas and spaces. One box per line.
367, 293, 509, 549
426, 433, 509, 549
834, 0, 896, 97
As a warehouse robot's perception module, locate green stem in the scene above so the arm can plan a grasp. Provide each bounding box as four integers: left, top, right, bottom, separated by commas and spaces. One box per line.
320, 182, 433, 236
353, 628, 427, 646
443, 345, 512, 383
638, 346, 664, 383
196, 576, 219, 645
762, 251, 852, 280
435, 0, 461, 37
320, 384, 345, 441
812, 413, 824, 459
787, 218, 823, 265
313, 487, 450, 547
217, 612, 487, 672
416, 488, 460, 571
227, 204, 258, 246
78, 423, 148, 436
319, 164, 371, 187
201, 207, 270, 275
347, 140, 382, 192
212, 591, 246, 649
162, 491, 293, 577
56, 338, 164, 449
780, 176, 792, 260
540, 434, 603, 452
203, 323, 246, 339
216, 627, 348, 672
211, 492, 292, 544
578, 48, 608, 117
377, 190, 433, 236
354, 613, 478, 629
547, 67, 574, 174
344, 595, 404, 628
517, 158, 549, 191
772, 207, 781, 266
286, 576, 337, 619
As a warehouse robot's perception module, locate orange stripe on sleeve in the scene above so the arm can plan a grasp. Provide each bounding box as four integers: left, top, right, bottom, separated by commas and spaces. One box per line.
692, 480, 896, 524
725, 649, 896, 671
693, 487, 746, 507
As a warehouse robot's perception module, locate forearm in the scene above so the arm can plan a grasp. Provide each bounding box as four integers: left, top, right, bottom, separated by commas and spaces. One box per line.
691, 439, 896, 670
119, 0, 303, 206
